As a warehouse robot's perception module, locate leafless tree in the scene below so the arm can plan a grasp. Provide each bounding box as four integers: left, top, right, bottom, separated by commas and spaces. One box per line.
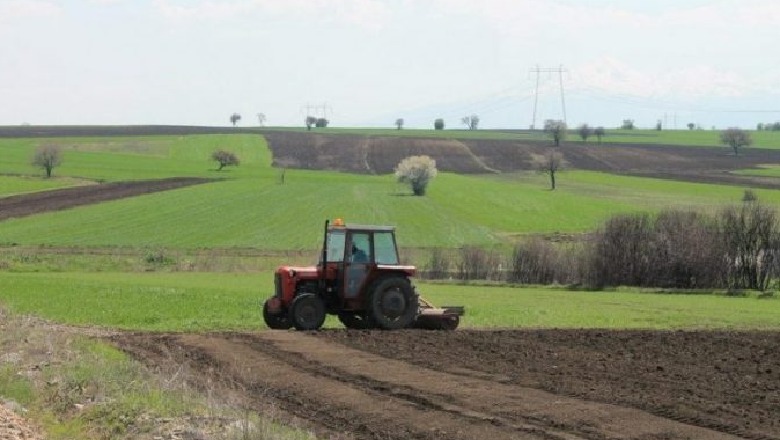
537, 150, 564, 190
577, 124, 592, 142
544, 120, 567, 147
594, 126, 605, 144
461, 114, 479, 130
211, 150, 240, 170
256, 113, 266, 126
230, 113, 241, 126
32, 145, 62, 178
720, 127, 752, 155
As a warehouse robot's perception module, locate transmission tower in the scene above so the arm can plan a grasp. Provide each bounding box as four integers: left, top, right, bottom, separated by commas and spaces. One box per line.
529, 65, 568, 129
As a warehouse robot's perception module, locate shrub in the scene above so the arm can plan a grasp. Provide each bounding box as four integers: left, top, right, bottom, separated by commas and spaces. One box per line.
509, 238, 557, 284
423, 248, 451, 279
720, 201, 780, 291
457, 246, 501, 281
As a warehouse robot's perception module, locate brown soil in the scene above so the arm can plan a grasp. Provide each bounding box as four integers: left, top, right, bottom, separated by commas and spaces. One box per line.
0, 405, 42, 440
0, 177, 213, 222
264, 131, 780, 189
111, 329, 780, 440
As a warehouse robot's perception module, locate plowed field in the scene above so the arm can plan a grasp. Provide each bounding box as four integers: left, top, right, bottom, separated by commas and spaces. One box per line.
112, 329, 780, 440
0, 177, 213, 221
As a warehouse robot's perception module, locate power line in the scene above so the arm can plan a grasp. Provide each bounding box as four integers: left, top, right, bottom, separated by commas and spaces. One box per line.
529, 65, 568, 129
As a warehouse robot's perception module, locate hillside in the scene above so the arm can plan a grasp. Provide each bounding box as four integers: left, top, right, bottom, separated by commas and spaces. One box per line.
263, 131, 780, 189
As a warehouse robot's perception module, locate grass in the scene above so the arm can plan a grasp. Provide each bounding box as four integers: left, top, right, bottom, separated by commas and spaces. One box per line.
3, 165, 777, 249
0, 308, 317, 440
0, 272, 778, 331
0, 175, 93, 197
4, 132, 780, 250
735, 164, 780, 178
0, 134, 272, 181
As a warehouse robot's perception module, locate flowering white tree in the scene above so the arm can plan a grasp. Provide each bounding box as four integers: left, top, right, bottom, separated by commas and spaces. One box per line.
395, 155, 438, 196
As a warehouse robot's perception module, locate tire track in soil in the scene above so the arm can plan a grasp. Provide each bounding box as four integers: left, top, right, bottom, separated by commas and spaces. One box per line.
112, 331, 749, 440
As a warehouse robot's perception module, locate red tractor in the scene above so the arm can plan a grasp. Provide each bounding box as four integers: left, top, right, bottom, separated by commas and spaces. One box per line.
262, 219, 463, 331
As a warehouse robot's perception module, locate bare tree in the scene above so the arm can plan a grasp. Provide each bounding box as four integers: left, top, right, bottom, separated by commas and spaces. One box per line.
577, 124, 592, 142
544, 120, 567, 146
211, 150, 240, 170
594, 126, 605, 144
461, 114, 479, 130
720, 127, 752, 155
395, 118, 404, 130
537, 150, 564, 190
395, 155, 438, 196
32, 145, 62, 178
230, 113, 241, 126
256, 113, 266, 126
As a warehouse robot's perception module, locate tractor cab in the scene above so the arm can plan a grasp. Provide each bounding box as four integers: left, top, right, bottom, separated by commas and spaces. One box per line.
322, 219, 415, 310
262, 219, 463, 331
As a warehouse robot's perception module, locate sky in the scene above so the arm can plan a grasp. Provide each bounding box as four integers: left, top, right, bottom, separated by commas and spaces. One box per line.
2, 0, 779, 129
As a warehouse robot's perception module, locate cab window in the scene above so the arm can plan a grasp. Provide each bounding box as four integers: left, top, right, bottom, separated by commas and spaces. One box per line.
374, 232, 399, 265
350, 233, 371, 263
325, 230, 345, 262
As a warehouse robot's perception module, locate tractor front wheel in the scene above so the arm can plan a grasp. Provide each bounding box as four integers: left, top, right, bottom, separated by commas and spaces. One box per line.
289, 293, 326, 331
263, 299, 292, 330
367, 277, 419, 330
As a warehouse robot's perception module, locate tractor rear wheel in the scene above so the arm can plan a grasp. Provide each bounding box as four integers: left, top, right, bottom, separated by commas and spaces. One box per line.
263, 299, 292, 330
367, 277, 418, 330
337, 312, 376, 330
289, 293, 326, 331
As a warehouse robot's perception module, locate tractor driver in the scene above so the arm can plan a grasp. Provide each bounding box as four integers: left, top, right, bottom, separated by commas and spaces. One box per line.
351, 243, 368, 263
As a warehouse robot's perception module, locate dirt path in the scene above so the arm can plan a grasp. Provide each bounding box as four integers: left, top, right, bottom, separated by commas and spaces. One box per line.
0, 177, 213, 221
112, 330, 778, 440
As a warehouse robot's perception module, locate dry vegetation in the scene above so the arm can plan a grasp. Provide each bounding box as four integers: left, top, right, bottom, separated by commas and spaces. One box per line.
0, 308, 316, 440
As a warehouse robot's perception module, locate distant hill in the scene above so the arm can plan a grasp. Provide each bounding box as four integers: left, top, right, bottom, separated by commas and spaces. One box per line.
264, 131, 780, 189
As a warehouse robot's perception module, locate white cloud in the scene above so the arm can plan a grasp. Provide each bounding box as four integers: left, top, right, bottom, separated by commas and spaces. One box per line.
153, 0, 391, 30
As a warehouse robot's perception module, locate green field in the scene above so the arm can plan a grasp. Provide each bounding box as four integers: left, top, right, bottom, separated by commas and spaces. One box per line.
0, 134, 272, 181
1, 131, 776, 249
2, 131, 780, 333
0, 169, 771, 248
0, 272, 776, 331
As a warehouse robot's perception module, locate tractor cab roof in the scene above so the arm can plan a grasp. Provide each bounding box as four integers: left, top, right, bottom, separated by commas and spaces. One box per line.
328, 219, 395, 233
